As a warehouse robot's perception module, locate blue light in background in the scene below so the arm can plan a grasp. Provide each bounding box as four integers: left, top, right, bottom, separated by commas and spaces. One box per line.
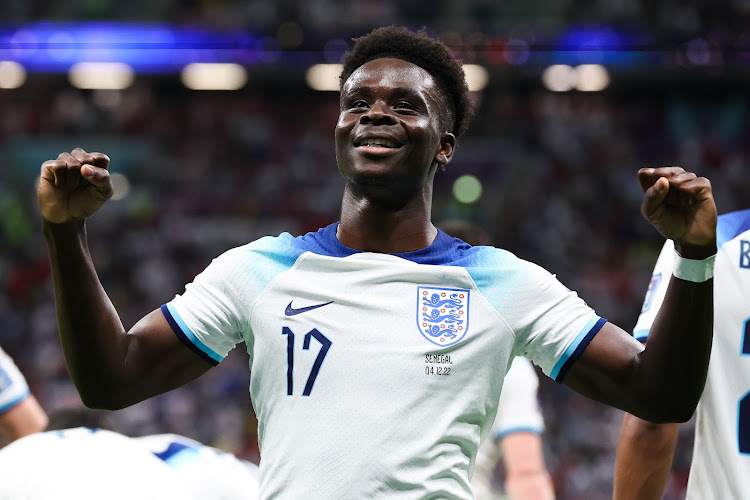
0, 22, 264, 73
552, 24, 653, 67
0, 22, 661, 74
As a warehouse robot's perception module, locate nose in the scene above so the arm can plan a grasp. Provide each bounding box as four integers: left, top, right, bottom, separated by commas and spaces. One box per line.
360, 100, 396, 125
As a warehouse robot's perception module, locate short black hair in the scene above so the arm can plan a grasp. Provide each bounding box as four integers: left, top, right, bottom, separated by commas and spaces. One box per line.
340, 26, 474, 140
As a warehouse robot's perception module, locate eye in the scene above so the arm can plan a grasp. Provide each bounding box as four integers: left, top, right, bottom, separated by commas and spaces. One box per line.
394, 101, 417, 111
347, 100, 369, 110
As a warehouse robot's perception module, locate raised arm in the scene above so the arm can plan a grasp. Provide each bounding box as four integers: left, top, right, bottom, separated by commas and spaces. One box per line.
39, 148, 211, 409
561, 167, 716, 422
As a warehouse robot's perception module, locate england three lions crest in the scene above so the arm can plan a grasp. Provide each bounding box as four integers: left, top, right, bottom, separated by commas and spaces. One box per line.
417, 286, 470, 347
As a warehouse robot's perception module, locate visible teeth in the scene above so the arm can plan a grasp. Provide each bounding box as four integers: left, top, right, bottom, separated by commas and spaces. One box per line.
360, 138, 398, 148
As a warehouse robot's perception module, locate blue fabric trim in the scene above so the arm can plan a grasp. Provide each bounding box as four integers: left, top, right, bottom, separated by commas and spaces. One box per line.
0, 389, 28, 414
153, 441, 202, 468
717, 209, 750, 250
633, 329, 649, 343
493, 426, 543, 441
551, 317, 607, 383
292, 222, 484, 265
154, 441, 191, 462
161, 304, 221, 366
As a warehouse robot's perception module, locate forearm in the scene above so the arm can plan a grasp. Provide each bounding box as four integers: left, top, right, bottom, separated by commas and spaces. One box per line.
634, 266, 713, 421
501, 433, 555, 500
0, 396, 48, 441
43, 220, 130, 406
505, 471, 555, 500
614, 413, 678, 500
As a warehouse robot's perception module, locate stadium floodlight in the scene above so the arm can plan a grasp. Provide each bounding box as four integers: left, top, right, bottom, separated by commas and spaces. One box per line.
542, 64, 577, 92
181, 63, 247, 91
306, 63, 342, 91
574, 64, 610, 91
0, 61, 26, 89
180, 63, 247, 91
462, 64, 489, 91
68, 62, 134, 89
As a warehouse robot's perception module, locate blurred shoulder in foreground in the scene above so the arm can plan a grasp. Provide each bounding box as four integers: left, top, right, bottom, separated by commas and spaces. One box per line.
0, 406, 258, 500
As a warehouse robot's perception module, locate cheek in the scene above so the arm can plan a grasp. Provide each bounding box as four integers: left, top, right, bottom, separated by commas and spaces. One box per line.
335, 114, 354, 138
405, 118, 440, 148
334, 120, 350, 162
412, 116, 436, 134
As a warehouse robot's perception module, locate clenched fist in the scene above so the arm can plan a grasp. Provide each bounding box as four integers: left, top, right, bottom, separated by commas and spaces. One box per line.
38, 148, 113, 224
638, 166, 717, 258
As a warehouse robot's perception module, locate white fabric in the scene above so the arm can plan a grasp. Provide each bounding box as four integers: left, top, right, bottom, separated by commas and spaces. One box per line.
0, 346, 29, 414
135, 433, 260, 500
167, 227, 602, 499
634, 210, 750, 500
0, 428, 195, 500
672, 250, 715, 283
471, 356, 544, 500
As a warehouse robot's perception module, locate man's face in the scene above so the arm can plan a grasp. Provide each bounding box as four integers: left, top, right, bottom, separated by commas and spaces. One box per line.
335, 58, 453, 197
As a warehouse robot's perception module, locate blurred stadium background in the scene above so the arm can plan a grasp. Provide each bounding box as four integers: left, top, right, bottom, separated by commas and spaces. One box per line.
1, 1, 748, 498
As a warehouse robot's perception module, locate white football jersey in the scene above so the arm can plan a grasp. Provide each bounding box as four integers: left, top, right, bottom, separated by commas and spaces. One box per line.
135, 433, 260, 500
471, 356, 544, 500
0, 427, 196, 500
0, 346, 29, 416
164, 223, 605, 499
633, 209, 750, 500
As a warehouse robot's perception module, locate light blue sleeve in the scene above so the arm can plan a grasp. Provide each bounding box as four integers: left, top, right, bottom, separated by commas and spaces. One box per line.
0, 346, 30, 414
164, 234, 305, 365
465, 247, 605, 382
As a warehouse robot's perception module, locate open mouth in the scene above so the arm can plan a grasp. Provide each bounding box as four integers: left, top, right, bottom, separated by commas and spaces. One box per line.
354, 137, 402, 149
353, 136, 403, 156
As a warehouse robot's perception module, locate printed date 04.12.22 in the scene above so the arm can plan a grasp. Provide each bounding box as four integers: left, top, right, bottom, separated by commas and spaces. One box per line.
425, 366, 451, 376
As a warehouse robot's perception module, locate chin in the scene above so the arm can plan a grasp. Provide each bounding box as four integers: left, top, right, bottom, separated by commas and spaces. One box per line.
349, 169, 396, 189
345, 170, 425, 210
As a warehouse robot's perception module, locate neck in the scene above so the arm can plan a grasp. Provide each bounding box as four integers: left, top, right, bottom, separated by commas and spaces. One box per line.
336, 186, 437, 253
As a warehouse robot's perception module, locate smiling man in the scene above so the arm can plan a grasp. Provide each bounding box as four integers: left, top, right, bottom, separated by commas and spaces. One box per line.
38, 27, 717, 499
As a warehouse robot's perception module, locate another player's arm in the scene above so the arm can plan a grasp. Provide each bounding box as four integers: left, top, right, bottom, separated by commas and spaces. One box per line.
561, 167, 715, 423
500, 432, 555, 500
614, 246, 681, 500
0, 395, 48, 442
40, 149, 211, 409
613, 410, 679, 500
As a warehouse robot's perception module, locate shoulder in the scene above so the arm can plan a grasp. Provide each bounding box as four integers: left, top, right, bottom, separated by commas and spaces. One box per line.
214, 222, 343, 266
432, 231, 537, 271
717, 208, 750, 249
455, 243, 558, 286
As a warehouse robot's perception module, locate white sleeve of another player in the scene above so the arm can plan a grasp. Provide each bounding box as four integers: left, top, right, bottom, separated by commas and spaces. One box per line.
0, 346, 29, 414
632, 240, 674, 343
493, 357, 544, 440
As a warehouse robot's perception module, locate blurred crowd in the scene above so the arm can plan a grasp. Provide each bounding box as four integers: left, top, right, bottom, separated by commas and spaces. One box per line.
6, 0, 750, 46
1, 3, 750, 498
0, 73, 747, 499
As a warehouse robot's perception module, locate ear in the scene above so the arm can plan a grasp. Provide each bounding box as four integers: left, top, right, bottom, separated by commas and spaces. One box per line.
435, 132, 456, 167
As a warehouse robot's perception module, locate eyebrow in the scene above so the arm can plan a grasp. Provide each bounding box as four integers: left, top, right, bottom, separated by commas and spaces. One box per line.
342, 86, 427, 102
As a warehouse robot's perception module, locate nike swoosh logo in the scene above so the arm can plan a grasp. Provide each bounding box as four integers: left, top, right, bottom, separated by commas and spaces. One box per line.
285, 300, 334, 316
